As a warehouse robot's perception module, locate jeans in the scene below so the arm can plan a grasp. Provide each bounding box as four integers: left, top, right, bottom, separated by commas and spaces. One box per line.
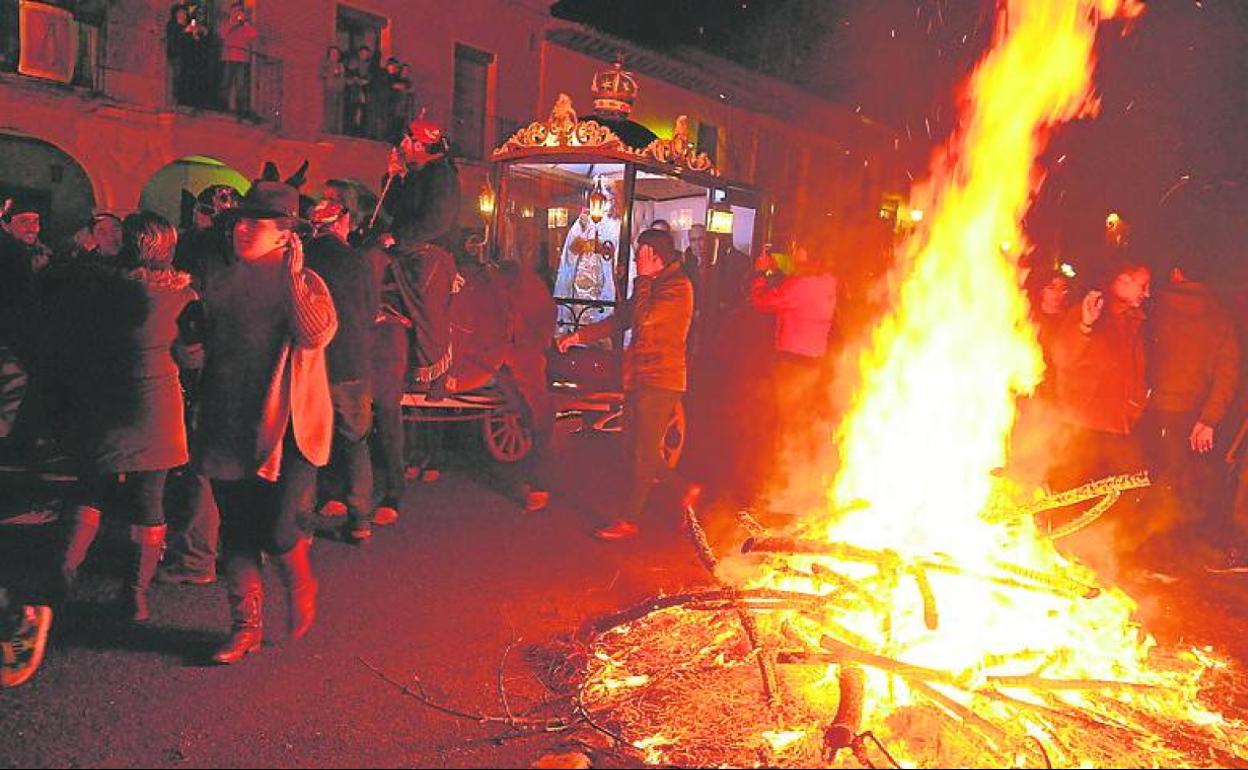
371, 322, 408, 506
322, 380, 374, 527
165, 468, 220, 574
619, 387, 684, 525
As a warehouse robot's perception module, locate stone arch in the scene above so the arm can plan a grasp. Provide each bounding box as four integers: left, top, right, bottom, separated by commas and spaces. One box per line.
0, 130, 98, 244
138, 155, 250, 229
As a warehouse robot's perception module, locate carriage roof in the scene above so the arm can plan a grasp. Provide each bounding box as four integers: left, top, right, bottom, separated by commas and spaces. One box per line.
490, 93, 727, 186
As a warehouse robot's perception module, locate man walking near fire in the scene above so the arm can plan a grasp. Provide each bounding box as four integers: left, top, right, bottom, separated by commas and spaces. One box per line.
557, 228, 697, 540
193, 171, 337, 664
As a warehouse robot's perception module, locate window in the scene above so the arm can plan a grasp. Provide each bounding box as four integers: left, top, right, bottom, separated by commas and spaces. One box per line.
452, 43, 493, 160
697, 121, 719, 167
336, 5, 384, 59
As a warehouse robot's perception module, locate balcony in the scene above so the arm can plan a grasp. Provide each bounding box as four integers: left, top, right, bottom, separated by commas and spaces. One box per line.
169, 49, 284, 130
323, 86, 415, 143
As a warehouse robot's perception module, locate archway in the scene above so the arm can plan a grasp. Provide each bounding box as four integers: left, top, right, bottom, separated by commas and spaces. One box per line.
0, 131, 95, 246
139, 155, 249, 229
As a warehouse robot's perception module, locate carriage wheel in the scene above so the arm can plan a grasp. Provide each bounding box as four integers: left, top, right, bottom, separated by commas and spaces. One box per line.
660, 401, 686, 469
483, 409, 534, 463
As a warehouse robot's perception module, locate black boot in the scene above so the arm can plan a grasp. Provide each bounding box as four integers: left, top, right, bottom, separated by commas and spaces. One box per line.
60, 505, 102, 594
121, 524, 166, 623
210, 555, 263, 665
275, 538, 317, 640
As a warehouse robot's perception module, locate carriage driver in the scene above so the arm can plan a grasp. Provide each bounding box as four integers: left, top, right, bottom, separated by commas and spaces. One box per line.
382, 114, 461, 401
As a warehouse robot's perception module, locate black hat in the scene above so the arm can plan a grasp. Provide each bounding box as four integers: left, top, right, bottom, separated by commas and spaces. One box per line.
234, 179, 303, 221
1, 194, 40, 221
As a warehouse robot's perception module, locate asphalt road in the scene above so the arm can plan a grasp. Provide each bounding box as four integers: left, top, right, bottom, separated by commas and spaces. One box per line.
4, 416, 1248, 768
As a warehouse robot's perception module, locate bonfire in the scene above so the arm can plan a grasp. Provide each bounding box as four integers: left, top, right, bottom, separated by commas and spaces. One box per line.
576, 1, 1248, 766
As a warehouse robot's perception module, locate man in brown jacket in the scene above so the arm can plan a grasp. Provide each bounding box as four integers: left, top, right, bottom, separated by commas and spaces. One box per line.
1144, 257, 1238, 543
557, 229, 696, 540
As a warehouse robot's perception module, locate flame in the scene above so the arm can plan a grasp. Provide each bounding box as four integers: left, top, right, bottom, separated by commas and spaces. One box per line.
579, 1, 1248, 765
748, 0, 1242, 764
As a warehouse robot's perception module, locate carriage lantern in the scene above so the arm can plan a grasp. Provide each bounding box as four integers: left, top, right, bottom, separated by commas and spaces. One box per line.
587, 177, 610, 225
477, 181, 496, 218
707, 204, 734, 234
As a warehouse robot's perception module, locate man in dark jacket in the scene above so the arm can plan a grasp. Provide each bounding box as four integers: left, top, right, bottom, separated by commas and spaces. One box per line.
0, 197, 50, 451
557, 229, 697, 540
306, 180, 378, 543
1144, 257, 1238, 543
382, 116, 459, 401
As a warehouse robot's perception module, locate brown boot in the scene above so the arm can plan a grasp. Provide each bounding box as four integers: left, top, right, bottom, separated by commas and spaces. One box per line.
60, 505, 102, 593
122, 524, 166, 623
210, 555, 263, 665
275, 537, 317, 640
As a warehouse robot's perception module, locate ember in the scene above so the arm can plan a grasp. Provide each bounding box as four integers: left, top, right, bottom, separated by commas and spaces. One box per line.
577, 0, 1248, 766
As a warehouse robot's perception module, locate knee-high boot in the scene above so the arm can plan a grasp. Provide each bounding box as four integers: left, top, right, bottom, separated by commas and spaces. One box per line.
60, 505, 102, 592
122, 524, 166, 623
210, 554, 263, 665
275, 537, 317, 640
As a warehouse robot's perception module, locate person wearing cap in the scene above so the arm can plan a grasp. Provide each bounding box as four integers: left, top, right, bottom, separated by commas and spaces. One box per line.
194, 173, 338, 665
306, 180, 380, 543
382, 115, 460, 401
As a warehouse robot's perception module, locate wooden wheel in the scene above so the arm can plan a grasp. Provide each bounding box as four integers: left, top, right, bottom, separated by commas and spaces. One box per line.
482, 409, 534, 463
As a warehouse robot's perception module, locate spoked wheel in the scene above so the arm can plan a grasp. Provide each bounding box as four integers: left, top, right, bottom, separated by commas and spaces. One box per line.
660, 400, 686, 469
482, 409, 534, 463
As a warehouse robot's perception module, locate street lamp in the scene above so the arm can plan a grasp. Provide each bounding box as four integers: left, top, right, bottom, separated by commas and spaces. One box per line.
468, 181, 496, 261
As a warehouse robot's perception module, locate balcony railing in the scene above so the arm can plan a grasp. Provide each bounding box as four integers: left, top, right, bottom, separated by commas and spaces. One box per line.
169, 48, 283, 129
324, 87, 415, 143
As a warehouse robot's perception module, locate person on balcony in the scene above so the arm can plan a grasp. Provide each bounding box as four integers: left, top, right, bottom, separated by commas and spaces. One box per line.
192, 173, 337, 664
218, 2, 257, 116
344, 45, 373, 136
320, 45, 346, 134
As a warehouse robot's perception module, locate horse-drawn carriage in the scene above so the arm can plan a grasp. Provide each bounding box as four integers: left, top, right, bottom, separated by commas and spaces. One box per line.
401, 74, 763, 469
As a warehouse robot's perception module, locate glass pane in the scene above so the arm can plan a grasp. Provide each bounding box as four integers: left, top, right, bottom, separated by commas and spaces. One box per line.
627, 170, 709, 297
497, 162, 627, 338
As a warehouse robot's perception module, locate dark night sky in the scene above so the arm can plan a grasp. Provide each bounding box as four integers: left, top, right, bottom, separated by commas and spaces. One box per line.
554, 0, 1248, 276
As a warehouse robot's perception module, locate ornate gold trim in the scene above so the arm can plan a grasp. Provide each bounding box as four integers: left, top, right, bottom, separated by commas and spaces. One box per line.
493, 93, 629, 159
493, 98, 720, 177
640, 115, 717, 175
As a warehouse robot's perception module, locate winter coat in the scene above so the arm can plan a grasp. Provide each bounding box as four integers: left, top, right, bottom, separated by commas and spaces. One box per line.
579, 261, 693, 392
1148, 283, 1239, 425
43, 264, 197, 473
382, 156, 460, 249
749, 272, 838, 359
195, 251, 338, 481
1051, 302, 1148, 435
306, 234, 375, 384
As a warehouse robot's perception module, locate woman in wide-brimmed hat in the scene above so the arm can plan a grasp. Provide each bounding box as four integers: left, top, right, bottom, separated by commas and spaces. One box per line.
194, 172, 338, 665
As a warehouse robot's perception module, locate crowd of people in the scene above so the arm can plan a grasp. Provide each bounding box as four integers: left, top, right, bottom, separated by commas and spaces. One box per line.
5, 110, 1246, 695
322, 44, 415, 140
0, 114, 557, 683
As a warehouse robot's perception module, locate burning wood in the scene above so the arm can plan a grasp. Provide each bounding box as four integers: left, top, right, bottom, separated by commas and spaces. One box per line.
574, 0, 1248, 765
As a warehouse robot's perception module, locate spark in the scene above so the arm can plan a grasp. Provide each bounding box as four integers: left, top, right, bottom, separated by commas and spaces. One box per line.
1159, 174, 1192, 205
